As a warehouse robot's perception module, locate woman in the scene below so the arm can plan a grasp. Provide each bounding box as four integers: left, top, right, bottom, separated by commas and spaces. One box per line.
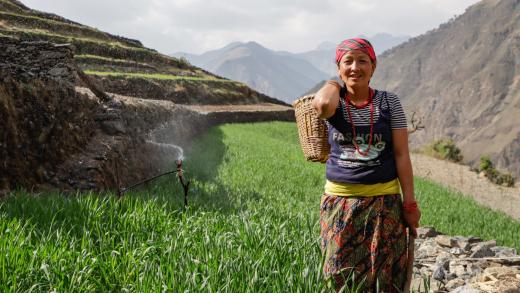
312, 38, 421, 292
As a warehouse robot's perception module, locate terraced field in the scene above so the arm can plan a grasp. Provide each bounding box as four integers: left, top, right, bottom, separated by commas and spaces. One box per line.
0, 0, 286, 106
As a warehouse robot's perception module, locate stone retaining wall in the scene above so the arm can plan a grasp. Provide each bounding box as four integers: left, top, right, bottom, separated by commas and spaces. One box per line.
413, 227, 520, 292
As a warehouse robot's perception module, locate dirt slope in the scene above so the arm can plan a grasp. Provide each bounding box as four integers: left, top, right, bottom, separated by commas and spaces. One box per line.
412, 153, 520, 219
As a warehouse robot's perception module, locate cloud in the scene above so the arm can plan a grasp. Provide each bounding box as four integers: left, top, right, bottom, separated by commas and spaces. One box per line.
21, 0, 480, 54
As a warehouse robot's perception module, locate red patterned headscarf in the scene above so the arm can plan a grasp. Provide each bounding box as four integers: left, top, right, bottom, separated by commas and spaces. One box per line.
335, 38, 377, 66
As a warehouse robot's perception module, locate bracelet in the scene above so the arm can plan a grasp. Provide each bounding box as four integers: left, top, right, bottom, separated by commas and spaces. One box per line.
403, 201, 418, 212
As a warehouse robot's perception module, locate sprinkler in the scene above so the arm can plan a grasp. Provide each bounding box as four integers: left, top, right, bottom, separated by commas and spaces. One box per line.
115, 159, 190, 207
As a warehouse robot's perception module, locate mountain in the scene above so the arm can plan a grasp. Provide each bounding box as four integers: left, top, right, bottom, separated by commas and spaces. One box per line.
370, 0, 520, 177
172, 34, 409, 103
295, 33, 411, 78
174, 41, 329, 103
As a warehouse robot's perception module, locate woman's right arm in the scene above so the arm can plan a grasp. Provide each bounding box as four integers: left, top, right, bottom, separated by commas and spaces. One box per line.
312, 80, 341, 119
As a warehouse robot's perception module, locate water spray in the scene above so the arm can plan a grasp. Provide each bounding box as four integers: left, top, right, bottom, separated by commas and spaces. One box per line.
114, 120, 190, 206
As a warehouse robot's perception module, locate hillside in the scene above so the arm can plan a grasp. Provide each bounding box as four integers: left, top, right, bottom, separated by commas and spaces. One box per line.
0, 0, 293, 192
0, 0, 286, 106
370, 0, 520, 178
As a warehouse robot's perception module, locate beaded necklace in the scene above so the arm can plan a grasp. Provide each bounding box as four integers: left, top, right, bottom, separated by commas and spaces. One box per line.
345, 88, 375, 156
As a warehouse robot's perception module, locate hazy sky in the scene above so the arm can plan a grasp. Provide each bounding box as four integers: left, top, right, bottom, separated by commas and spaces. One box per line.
21, 0, 481, 54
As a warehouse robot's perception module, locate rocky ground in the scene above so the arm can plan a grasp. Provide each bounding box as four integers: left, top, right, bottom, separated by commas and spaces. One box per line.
409, 155, 520, 292
412, 227, 520, 293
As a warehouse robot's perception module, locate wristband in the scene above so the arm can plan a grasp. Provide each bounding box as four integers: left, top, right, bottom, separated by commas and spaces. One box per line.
402, 201, 418, 212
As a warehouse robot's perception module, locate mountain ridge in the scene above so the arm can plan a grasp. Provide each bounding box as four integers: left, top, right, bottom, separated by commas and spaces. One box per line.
173, 41, 329, 103
371, 0, 520, 177
172, 33, 410, 103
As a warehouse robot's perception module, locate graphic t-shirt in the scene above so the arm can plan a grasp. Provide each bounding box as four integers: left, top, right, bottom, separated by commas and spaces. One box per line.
325, 88, 407, 184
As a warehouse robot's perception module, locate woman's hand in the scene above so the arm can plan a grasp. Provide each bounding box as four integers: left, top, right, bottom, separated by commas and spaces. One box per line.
312, 80, 341, 119
402, 201, 421, 237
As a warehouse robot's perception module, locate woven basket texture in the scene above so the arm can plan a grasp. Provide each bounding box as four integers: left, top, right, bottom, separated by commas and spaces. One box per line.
292, 95, 330, 163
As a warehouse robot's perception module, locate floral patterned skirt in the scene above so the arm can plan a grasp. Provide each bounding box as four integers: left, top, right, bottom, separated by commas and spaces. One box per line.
320, 193, 409, 292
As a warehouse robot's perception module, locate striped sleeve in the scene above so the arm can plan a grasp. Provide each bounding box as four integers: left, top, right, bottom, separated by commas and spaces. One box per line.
387, 93, 408, 129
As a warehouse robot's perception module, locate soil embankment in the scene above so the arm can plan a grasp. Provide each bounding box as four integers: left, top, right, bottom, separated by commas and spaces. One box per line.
412, 153, 520, 219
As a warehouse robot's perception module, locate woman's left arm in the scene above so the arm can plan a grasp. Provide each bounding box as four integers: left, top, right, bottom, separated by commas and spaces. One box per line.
392, 129, 415, 204
392, 129, 421, 235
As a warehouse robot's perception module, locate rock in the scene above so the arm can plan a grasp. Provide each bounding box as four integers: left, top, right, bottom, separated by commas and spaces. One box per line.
452, 285, 481, 293
48, 67, 69, 77
417, 238, 440, 258
436, 252, 452, 269
470, 241, 497, 258
432, 264, 447, 281
447, 272, 458, 280
502, 287, 520, 293
417, 226, 439, 238
471, 240, 496, 251
445, 278, 466, 290
449, 261, 482, 279
100, 120, 126, 135
467, 236, 483, 244
436, 235, 456, 247
491, 246, 517, 258
451, 247, 465, 255
450, 261, 471, 277
452, 236, 480, 251
484, 266, 520, 278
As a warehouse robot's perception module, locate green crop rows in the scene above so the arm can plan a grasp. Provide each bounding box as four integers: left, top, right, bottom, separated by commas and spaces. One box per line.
84, 70, 237, 83
1, 122, 518, 291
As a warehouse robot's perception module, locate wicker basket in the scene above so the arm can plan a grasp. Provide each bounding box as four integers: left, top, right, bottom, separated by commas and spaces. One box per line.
292, 94, 330, 163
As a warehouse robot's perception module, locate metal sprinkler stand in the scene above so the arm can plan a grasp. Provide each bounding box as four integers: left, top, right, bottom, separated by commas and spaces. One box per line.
115, 159, 190, 207
176, 159, 190, 207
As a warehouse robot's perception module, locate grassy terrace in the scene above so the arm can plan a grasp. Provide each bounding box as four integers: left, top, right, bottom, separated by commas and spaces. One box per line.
75, 54, 198, 76
0, 0, 25, 14
0, 27, 185, 68
84, 70, 239, 83
0, 27, 149, 52
75, 54, 154, 67
1, 122, 519, 291
0, 11, 122, 46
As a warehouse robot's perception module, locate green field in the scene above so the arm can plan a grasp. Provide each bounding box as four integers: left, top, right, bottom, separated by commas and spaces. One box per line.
84, 70, 238, 83
1, 122, 519, 291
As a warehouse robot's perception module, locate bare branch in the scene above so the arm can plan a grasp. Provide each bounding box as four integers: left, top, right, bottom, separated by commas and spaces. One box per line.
408, 111, 425, 134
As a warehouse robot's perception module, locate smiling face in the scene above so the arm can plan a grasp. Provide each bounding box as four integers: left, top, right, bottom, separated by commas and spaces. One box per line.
337, 50, 376, 88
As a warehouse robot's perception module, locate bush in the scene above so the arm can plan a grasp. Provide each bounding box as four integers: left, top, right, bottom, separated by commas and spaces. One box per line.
479, 155, 493, 172
478, 155, 515, 187
425, 138, 464, 162
178, 56, 191, 69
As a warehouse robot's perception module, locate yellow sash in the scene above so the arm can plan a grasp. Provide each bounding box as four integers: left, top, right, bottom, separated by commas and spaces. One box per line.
324, 178, 401, 197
